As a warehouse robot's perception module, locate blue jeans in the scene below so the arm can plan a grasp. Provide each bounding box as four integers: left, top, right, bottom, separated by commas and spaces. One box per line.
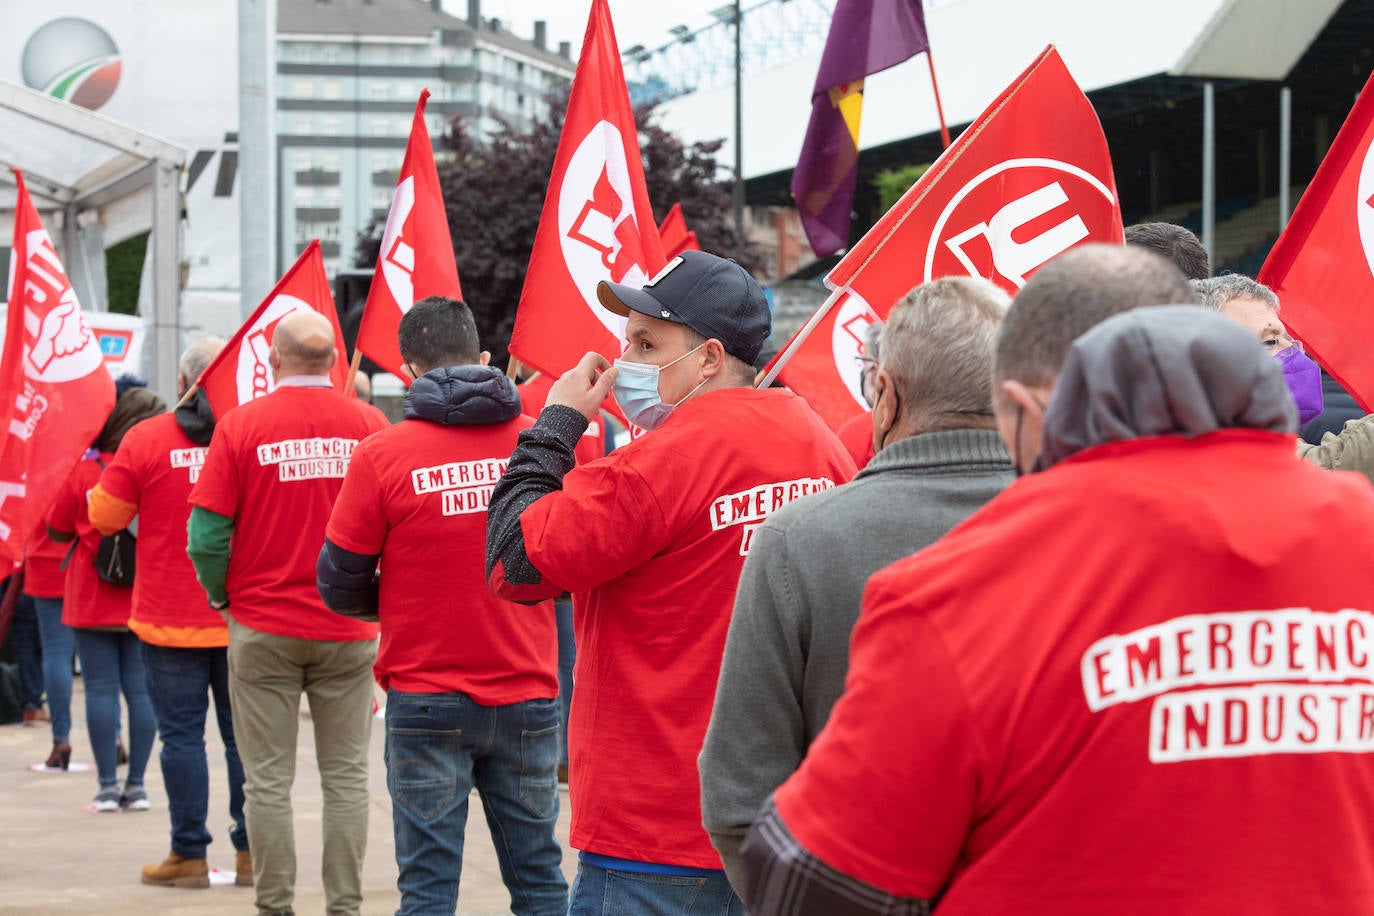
385, 689, 566, 916
75, 629, 156, 789
570, 861, 745, 915
141, 642, 247, 859
12, 592, 44, 711
33, 597, 73, 742
555, 599, 575, 768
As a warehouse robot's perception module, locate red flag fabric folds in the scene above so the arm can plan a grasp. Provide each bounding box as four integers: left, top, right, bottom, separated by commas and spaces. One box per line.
0, 170, 115, 562
777, 46, 1124, 430
1259, 70, 1374, 412
792, 0, 930, 258
356, 89, 463, 383
658, 203, 701, 260
508, 0, 666, 379
196, 240, 349, 419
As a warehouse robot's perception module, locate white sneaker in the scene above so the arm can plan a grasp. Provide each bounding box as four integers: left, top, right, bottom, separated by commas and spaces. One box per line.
120, 786, 149, 811
91, 787, 121, 813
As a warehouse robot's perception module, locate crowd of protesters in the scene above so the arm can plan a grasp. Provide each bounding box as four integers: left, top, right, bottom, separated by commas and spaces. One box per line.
7, 221, 1374, 916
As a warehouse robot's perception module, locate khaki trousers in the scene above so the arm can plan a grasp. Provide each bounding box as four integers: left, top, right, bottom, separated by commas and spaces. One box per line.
227, 618, 376, 916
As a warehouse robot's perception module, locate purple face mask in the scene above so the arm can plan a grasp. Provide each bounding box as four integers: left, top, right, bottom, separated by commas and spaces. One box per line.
1275, 344, 1324, 425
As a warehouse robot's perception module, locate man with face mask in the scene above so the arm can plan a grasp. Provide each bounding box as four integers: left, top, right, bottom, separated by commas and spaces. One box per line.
486, 250, 854, 916
698, 277, 1014, 897
741, 300, 1374, 915
1193, 274, 1374, 484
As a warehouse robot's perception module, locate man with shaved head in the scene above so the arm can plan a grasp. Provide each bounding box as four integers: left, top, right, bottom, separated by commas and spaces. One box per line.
189, 309, 388, 916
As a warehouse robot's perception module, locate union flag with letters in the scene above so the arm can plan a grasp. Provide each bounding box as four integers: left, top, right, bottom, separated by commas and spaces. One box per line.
770, 46, 1123, 430
1259, 69, 1374, 412
0, 169, 115, 563
508, 0, 666, 379
195, 240, 349, 419
355, 89, 463, 383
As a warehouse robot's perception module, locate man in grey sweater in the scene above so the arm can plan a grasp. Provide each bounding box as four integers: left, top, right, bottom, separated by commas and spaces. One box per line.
698, 276, 1016, 895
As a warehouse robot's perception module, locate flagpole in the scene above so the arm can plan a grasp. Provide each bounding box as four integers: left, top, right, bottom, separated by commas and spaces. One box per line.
506, 357, 523, 381
756, 285, 847, 389
926, 50, 951, 149
173, 383, 200, 410
344, 349, 363, 397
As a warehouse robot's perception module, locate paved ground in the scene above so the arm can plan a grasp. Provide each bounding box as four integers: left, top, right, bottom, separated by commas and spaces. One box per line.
0, 680, 575, 915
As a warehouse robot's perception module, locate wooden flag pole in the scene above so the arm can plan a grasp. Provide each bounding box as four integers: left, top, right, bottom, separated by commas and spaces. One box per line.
173, 382, 200, 410
506, 356, 523, 381
755, 285, 847, 389
344, 349, 363, 397
927, 50, 952, 149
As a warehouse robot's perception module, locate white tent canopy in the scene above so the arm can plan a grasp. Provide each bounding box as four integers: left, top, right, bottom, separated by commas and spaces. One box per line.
0, 78, 186, 397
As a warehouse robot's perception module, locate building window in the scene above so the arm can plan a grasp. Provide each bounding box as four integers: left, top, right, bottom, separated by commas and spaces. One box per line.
368, 116, 390, 137
321, 43, 343, 63
321, 187, 342, 206
322, 79, 342, 100
322, 115, 343, 135
292, 151, 313, 170
368, 82, 390, 101
291, 114, 311, 134
322, 223, 341, 242
291, 79, 314, 98
322, 151, 341, 169
293, 186, 314, 205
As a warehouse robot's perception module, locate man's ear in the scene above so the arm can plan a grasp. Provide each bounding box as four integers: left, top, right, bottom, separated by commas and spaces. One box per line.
1000, 378, 1047, 421
700, 338, 727, 379
325, 348, 338, 371
479, 351, 491, 366
269, 346, 282, 373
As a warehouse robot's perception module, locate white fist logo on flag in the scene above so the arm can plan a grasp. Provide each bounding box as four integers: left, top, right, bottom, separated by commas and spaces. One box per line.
380, 176, 417, 312
19, 231, 102, 383
235, 295, 311, 404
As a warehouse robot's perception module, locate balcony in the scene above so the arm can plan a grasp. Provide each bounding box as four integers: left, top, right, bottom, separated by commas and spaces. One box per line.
296, 169, 341, 186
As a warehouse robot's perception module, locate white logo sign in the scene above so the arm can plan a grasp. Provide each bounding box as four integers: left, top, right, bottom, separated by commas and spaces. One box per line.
19, 229, 103, 383
1356, 140, 1374, 280
558, 120, 650, 340
925, 158, 1118, 290
380, 175, 416, 311
830, 291, 880, 409
235, 295, 312, 404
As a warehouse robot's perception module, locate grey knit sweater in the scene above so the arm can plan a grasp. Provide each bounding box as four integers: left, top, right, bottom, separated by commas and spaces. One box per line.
697, 427, 1013, 895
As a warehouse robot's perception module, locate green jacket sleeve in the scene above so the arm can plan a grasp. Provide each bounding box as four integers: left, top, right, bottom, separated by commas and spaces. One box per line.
187, 504, 235, 606
1295, 414, 1374, 485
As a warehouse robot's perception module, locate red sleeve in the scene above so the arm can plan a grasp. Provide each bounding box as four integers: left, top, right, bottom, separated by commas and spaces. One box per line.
325, 444, 386, 557
519, 455, 672, 593
772, 564, 983, 898
45, 463, 84, 536
98, 423, 145, 506
189, 417, 240, 518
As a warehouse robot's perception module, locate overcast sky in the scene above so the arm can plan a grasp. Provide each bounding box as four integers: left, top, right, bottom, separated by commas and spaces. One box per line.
441, 1, 732, 59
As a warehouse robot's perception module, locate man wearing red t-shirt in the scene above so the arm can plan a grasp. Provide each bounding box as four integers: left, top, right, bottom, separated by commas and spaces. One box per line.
487, 250, 855, 915
188, 311, 387, 916
319, 298, 565, 915
89, 337, 254, 889
743, 298, 1374, 909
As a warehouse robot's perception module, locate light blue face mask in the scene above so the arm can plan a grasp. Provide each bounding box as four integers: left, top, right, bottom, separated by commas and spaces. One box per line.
612, 344, 707, 431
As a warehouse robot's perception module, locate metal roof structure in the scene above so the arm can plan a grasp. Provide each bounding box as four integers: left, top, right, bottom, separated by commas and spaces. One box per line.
0, 79, 187, 397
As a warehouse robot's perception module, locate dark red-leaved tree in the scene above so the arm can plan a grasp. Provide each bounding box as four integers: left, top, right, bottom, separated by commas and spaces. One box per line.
354, 98, 759, 369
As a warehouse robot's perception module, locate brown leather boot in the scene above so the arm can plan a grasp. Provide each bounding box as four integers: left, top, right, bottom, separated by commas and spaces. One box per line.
141, 853, 210, 888
234, 849, 253, 887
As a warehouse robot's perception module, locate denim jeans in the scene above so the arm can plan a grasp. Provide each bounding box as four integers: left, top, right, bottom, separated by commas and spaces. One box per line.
385, 689, 567, 916
12, 593, 44, 711
141, 642, 247, 859
74, 628, 155, 788
554, 599, 575, 768
569, 861, 745, 916
33, 597, 73, 742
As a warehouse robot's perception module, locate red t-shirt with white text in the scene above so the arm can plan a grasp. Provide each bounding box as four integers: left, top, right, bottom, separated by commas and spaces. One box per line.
46, 453, 129, 628
776, 431, 1374, 913
98, 413, 224, 634
517, 386, 856, 868
190, 386, 387, 641
327, 415, 557, 701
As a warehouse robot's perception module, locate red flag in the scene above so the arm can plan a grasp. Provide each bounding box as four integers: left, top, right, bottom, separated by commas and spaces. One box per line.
508, 0, 666, 379
356, 89, 462, 383
1259, 71, 1374, 412
196, 240, 349, 418
658, 203, 701, 260
0, 170, 115, 562
772, 46, 1123, 429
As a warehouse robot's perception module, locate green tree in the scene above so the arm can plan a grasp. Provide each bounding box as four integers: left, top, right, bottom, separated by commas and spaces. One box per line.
873, 163, 930, 213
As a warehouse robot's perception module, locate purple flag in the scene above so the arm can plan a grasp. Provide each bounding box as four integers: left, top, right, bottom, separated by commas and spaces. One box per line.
792, 0, 929, 258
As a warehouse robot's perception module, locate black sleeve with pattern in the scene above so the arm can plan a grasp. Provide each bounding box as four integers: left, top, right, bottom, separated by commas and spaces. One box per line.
485, 404, 588, 601
741, 798, 933, 916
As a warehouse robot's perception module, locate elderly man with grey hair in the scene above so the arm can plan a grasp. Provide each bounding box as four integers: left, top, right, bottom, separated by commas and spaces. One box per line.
698, 276, 1016, 897
1194, 274, 1374, 483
